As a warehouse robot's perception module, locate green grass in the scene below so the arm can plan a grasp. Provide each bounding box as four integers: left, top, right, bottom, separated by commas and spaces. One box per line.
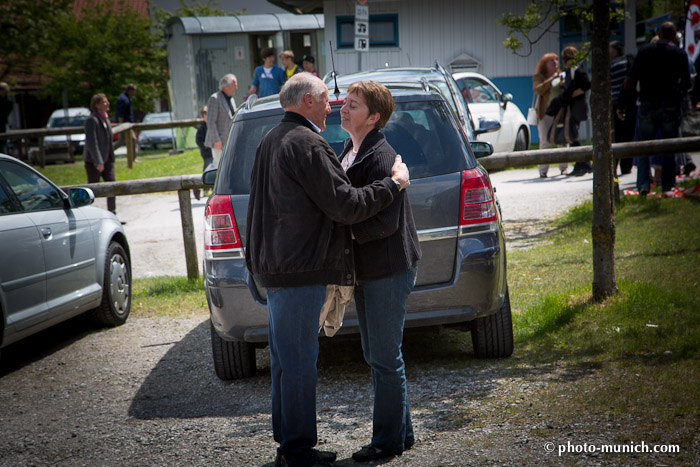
131, 276, 207, 319
503, 195, 700, 451
36, 149, 204, 186
509, 196, 700, 361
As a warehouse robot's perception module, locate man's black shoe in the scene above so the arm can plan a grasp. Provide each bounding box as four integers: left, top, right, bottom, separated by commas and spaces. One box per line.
274, 449, 336, 467
352, 445, 400, 462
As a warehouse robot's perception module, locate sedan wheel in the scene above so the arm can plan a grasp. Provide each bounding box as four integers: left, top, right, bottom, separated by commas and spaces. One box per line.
514, 127, 528, 151
89, 241, 131, 326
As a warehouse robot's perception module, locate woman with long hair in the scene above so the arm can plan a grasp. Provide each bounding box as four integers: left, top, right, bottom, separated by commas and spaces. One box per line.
533, 52, 568, 177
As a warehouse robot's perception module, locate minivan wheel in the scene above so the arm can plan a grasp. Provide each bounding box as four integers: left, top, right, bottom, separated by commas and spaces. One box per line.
471, 288, 514, 358
210, 322, 256, 380
514, 127, 528, 151
89, 241, 131, 326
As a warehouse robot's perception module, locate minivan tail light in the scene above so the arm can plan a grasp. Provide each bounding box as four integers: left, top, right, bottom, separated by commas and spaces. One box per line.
459, 168, 497, 225
204, 195, 242, 252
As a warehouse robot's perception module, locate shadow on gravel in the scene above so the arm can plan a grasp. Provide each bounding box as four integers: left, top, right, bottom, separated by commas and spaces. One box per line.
128, 319, 273, 420
0, 315, 96, 378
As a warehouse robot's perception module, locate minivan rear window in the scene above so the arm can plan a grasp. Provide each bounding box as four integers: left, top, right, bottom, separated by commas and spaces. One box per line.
218, 99, 470, 195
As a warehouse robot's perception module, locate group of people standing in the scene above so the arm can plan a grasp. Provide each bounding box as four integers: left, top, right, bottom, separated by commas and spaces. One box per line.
532, 21, 694, 196
196, 48, 321, 188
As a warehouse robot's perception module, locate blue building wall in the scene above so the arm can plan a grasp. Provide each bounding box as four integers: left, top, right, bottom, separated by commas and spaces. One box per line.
491, 76, 539, 144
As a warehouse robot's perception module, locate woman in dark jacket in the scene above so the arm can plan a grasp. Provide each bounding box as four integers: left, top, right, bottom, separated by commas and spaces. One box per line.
338, 81, 422, 462
84, 93, 116, 213
559, 46, 592, 176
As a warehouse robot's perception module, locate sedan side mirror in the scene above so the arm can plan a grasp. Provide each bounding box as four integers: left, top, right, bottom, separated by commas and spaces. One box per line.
70, 187, 95, 208
474, 118, 501, 135
203, 167, 217, 186
470, 141, 494, 159
500, 92, 513, 110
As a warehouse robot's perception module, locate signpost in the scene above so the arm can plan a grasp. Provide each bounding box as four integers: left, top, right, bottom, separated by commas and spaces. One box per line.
355, 2, 369, 52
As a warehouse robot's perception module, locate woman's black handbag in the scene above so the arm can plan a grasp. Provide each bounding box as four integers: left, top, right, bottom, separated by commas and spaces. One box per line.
548, 107, 578, 145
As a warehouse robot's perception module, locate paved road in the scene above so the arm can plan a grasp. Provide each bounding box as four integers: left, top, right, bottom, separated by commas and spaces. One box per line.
92, 167, 639, 278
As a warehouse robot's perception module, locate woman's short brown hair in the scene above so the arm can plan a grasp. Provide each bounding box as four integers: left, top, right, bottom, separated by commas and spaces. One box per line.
90, 93, 107, 112
346, 80, 395, 129
561, 46, 578, 64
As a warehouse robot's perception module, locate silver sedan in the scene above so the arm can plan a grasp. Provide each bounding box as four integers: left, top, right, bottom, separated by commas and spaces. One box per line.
0, 154, 132, 357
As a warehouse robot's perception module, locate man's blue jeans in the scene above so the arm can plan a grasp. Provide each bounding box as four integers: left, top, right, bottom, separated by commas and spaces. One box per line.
355, 264, 417, 453
267, 285, 326, 466
636, 101, 681, 193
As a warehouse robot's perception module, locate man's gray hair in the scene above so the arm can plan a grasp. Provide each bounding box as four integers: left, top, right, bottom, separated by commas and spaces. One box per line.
219, 73, 237, 90
279, 73, 327, 108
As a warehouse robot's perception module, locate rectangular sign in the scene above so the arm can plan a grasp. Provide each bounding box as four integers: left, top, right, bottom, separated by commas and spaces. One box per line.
355, 20, 368, 36
354, 37, 369, 52
355, 4, 369, 21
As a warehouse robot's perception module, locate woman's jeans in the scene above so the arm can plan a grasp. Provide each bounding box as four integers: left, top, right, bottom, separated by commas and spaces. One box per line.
266, 284, 326, 466
355, 264, 417, 453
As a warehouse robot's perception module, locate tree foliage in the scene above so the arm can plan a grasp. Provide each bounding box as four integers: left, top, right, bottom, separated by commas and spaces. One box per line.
0, 0, 71, 82
39, 0, 168, 113
499, 0, 625, 58
149, 0, 237, 34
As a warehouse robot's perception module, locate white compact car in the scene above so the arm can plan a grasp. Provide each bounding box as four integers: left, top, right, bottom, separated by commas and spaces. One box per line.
452, 72, 530, 153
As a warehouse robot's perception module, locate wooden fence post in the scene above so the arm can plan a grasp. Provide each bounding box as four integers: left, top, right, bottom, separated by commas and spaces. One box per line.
177, 189, 199, 281
125, 129, 135, 169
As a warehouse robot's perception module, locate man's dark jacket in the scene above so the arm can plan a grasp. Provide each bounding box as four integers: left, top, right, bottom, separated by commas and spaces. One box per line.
115, 92, 133, 123
627, 39, 691, 105
339, 129, 421, 280
246, 112, 400, 288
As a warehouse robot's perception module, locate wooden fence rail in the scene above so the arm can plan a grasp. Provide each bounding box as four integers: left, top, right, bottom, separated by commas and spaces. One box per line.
0, 119, 203, 169
58, 136, 700, 281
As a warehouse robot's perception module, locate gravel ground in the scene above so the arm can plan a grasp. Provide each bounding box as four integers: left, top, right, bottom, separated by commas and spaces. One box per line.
1, 312, 695, 467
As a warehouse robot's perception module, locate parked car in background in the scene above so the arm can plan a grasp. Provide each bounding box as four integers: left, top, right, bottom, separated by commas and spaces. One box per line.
324, 64, 502, 157
30, 107, 91, 165
137, 112, 175, 151
452, 72, 530, 152
0, 154, 132, 358
202, 84, 513, 381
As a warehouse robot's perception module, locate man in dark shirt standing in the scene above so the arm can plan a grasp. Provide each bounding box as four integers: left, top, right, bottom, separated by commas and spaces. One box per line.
622, 22, 691, 195
115, 84, 137, 159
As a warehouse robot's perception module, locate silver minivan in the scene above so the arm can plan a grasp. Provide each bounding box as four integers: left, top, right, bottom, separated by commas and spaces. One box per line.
202, 84, 513, 381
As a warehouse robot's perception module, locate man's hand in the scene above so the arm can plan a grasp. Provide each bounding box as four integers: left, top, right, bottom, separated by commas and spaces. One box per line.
391, 154, 410, 190
616, 109, 625, 121
96, 164, 104, 173
214, 141, 223, 150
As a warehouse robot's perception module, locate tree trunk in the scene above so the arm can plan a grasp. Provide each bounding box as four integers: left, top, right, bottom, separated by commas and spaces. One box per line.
591, 0, 618, 300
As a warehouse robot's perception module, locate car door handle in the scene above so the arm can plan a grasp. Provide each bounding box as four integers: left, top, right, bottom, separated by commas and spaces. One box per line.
41, 227, 52, 238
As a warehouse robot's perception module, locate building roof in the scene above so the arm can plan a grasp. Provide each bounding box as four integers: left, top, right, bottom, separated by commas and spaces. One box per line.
73, 0, 149, 17
167, 13, 324, 34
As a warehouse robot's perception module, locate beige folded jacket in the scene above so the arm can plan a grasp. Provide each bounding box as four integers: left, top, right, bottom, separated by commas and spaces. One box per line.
319, 285, 354, 337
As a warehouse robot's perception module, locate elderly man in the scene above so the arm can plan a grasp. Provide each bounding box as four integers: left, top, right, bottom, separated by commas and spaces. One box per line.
246, 73, 409, 467
205, 74, 238, 167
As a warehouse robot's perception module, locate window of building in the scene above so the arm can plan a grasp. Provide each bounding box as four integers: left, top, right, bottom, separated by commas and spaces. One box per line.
336, 14, 399, 49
